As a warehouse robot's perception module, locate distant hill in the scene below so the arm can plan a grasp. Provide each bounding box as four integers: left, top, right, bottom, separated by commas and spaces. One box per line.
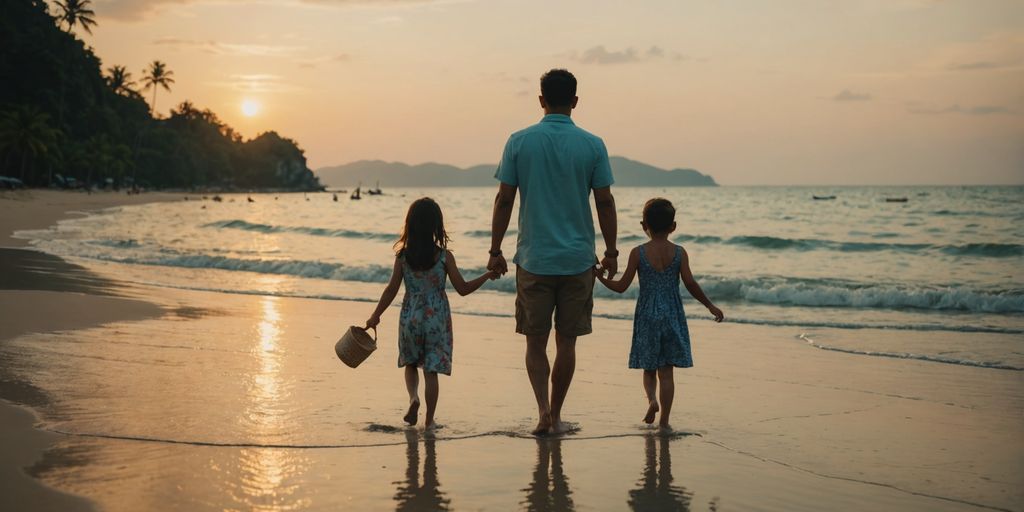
315, 156, 717, 188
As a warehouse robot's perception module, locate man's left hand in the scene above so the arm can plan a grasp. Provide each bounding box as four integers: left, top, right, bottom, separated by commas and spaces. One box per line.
600, 254, 617, 278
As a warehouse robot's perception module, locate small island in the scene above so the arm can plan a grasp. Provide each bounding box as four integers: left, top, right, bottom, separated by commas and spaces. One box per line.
316, 156, 718, 188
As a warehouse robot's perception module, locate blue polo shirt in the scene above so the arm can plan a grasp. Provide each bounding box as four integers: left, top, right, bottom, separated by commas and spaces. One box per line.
495, 114, 614, 276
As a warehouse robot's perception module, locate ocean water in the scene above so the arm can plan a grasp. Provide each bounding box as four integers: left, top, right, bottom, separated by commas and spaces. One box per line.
17, 186, 1024, 369
6, 186, 1024, 511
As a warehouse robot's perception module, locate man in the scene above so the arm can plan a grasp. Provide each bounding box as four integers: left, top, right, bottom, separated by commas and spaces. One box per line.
488, 68, 618, 435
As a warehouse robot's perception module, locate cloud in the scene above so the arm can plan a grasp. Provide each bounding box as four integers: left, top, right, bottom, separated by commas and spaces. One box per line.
576, 46, 640, 65
947, 61, 1004, 71
154, 37, 302, 57
211, 74, 301, 93
154, 37, 351, 68
96, 0, 449, 21
922, 32, 1024, 73
906, 103, 1015, 116
832, 89, 872, 102
297, 53, 352, 68
572, 45, 687, 65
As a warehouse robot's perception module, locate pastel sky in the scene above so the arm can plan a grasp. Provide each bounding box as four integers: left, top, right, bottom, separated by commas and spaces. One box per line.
82, 0, 1023, 185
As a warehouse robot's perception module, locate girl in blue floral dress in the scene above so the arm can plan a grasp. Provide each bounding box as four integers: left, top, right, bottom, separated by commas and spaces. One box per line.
597, 198, 724, 431
366, 198, 496, 429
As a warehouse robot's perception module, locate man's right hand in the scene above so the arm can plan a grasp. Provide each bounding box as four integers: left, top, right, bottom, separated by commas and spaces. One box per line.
487, 254, 508, 275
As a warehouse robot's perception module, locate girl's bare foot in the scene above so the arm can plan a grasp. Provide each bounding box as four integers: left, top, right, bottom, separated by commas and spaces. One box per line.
657, 423, 672, 435
403, 399, 420, 426
643, 401, 660, 424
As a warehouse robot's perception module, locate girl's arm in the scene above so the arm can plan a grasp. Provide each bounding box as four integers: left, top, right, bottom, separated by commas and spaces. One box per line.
366, 256, 404, 328
679, 247, 724, 322
597, 247, 640, 293
445, 251, 497, 296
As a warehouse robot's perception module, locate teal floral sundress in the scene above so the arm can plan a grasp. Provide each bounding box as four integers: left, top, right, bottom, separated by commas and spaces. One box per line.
398, 251, 454, 375
629, 245, 693, 370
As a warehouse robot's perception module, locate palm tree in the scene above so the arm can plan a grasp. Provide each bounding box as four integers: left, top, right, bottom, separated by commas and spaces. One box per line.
55, 0, 97, 35
105, 65, 136, 95
141, 61, 175, 116
84, 134, 132, 188
0, 106, 61, 184
53, 0, 98, 131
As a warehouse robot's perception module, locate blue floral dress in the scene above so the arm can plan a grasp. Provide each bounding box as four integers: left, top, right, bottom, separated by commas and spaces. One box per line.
629, 245, 693, 370
398, 251, 454, 375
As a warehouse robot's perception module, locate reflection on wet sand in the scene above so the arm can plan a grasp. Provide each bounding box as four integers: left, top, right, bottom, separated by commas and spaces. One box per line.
521, 438, 574, 512
229, 295, 310, 511
628, 435, 693, 511
394, 430, 450, 511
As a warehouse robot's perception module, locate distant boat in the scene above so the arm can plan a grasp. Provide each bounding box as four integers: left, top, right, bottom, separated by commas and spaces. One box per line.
351, 186, 362, 200
813, 195, 836, 200
212, 195, 223, 202
367, 181, 383, 195
885, 197, 908, 203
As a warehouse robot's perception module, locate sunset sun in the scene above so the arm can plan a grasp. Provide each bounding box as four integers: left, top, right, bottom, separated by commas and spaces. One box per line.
241, 98, 261, 117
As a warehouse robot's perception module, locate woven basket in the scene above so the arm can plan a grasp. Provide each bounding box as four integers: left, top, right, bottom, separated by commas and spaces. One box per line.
335, 326, 377, 368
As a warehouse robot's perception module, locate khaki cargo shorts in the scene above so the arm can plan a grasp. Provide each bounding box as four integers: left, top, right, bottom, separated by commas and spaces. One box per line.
515, 266, 595, 337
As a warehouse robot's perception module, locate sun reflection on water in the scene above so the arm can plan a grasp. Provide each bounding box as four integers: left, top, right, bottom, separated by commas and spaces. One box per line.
225, 292, 311, 511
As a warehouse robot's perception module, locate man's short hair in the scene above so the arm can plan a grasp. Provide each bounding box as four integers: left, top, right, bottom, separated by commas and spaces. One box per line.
643, 198, 676, 234
540, 69, 577, 108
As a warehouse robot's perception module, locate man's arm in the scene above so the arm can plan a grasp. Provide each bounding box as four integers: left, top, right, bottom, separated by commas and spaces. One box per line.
594, 186, 618, 277
489, 182, 517, 275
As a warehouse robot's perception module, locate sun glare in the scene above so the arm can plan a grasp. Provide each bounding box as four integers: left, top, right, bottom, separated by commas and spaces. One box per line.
241, 99, 261, 117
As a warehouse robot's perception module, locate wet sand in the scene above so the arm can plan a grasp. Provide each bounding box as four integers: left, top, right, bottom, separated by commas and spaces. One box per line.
1, 191, 1022, 511
1, 191, 169, 512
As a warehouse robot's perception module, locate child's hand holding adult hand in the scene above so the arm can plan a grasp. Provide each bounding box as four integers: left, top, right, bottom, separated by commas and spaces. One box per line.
708, 305, 724, 323
487, 253, 508, 276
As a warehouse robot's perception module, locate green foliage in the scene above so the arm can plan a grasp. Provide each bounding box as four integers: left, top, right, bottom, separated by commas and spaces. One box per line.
0, 105, 61, 181
0, 0, 321, 191
141, 60, 175, 115
55, 0, 97, 35
105, 65, 136, 96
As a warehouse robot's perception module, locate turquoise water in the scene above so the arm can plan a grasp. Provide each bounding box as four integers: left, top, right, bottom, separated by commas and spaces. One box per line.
18, 186, 1024, 368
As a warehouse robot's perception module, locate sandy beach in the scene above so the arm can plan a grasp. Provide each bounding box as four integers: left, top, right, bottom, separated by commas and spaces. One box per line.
1, 191, 174, 511
1, 190, 1022, 511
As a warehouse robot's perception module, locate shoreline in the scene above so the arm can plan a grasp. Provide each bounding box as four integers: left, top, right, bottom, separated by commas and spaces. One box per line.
1, 190, 171, 512
0, 189, 180, 248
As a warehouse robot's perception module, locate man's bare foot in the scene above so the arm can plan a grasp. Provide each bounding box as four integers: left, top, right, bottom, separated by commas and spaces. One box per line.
643, 401, 659, 424
531, 414, 552, 436
550, 420, 571, 434
549, 414, 573, 435
657, 423, 672, 435
403, 399, 420, 426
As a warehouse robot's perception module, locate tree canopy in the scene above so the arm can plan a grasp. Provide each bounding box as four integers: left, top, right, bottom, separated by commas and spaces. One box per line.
0, 0, 321, 191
